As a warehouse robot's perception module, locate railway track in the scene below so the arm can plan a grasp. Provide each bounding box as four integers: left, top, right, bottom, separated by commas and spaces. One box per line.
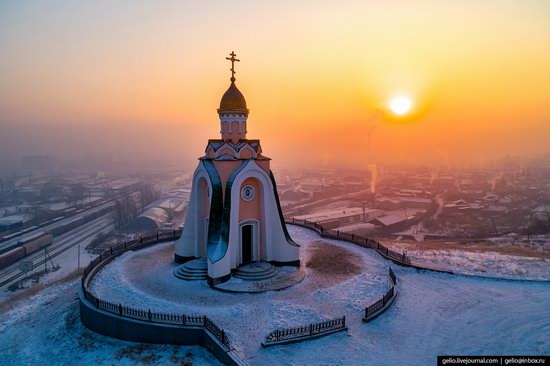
0, 217, 107, 278
0, 215, 113, 288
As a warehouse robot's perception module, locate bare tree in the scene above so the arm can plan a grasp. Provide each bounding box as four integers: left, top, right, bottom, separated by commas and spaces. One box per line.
112, 195, 139, 230
139, 182, 161, 210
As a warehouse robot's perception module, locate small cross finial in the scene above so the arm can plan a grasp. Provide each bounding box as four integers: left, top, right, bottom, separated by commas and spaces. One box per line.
226, 51, 240, 82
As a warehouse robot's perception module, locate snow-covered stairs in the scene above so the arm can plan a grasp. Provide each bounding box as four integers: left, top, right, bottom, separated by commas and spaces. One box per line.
232, 262, 277, 281
173, 258, 208, 280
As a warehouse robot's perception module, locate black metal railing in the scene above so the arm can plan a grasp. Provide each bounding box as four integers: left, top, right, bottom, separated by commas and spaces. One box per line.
389, 267, 396, 285
290, 218, 411, 265
264, 316, 346, 345
364, 267, 397, 319
80, 229, 230, 349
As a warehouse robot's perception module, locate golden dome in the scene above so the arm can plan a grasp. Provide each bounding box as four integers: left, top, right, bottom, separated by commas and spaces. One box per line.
218, 81, 249, 114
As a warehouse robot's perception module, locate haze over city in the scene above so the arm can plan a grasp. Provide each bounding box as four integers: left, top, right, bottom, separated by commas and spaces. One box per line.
1, 0, 550, 170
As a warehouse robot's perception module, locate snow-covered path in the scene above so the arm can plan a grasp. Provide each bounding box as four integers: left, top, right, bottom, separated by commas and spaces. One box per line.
86, 225, 550, 365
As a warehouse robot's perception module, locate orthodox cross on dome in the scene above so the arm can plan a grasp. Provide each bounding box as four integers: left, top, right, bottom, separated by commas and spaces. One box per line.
226, 51, 240, 82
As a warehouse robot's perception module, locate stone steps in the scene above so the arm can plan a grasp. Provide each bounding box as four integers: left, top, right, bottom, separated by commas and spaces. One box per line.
232, 262, 277, 281
173, 258, 208, 280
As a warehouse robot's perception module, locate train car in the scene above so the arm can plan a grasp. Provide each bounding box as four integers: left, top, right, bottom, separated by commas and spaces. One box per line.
0, 246, 26, 269
48, 216, 82, 236
47, 223, 66, 236
19, 232, 53, 256
44, 205, 112, 238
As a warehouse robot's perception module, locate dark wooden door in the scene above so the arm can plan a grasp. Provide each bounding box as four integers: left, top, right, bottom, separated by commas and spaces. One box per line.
242, 224, 253, 263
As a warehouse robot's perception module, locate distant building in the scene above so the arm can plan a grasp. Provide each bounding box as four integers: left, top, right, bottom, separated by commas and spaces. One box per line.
0, 216, 26, 232
126, 207, 170, 231
369, 214, 407, 227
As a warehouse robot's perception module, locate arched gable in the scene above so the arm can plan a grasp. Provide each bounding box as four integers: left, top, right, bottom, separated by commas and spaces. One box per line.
215, 144, 238, 158
175, 161, 213, 259
238, 144, 256, 159
227, 160, 299, 269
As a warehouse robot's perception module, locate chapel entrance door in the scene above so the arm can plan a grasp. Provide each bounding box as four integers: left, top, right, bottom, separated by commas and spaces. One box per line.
241, 224, 253, 264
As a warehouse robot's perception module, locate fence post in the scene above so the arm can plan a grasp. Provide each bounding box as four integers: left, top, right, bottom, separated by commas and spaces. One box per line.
309, 324, 313, 336
182, 314, 186, 326
110, 247, 113, 255
343, 315, 346, 327
221, 330, 225, 344
124, 241, 127, 249
95, 298, 99, 308
203, 315, 207, 326
99, 253, 102, 261
140, 236, 143, 244
173, 229, 176, 237
119, 303, 122, 315
277, 329, 279, 341
337, 229, 340, 237
148, 309, 152, 321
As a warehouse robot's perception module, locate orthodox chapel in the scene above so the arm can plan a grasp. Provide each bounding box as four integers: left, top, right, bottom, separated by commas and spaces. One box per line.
174, 52, 300, 286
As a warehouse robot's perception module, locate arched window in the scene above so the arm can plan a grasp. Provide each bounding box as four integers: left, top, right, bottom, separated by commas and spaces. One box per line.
222, 121, 230, 134
231, 121, 239, 134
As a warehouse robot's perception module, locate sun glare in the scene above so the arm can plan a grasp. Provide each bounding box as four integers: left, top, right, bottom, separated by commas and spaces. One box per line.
389, 96, 412, 116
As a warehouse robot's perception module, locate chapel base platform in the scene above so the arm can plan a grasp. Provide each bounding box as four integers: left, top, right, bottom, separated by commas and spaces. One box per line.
213, 261, 306, 293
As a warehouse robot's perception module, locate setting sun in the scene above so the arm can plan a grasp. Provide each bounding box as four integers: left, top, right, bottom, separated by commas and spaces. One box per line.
389, 96, 412, 116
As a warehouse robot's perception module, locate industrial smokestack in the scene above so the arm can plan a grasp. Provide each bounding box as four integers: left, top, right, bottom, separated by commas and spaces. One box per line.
368, 164, 377, 193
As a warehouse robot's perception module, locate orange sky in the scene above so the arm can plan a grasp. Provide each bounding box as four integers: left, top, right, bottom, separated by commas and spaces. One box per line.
1, 1, 549, 169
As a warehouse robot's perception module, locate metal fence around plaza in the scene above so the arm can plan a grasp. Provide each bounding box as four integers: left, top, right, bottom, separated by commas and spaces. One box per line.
263, 316, 347, 347
80, 229, 231, 349
364, 267, 398, 319
290, 218, 412, 265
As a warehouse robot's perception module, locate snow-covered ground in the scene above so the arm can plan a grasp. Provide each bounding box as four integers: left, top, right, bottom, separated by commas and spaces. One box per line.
86, 226, 549, 365
383, 238, 550, 281
2, 225, 549, 365
0, 280, 221, 365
